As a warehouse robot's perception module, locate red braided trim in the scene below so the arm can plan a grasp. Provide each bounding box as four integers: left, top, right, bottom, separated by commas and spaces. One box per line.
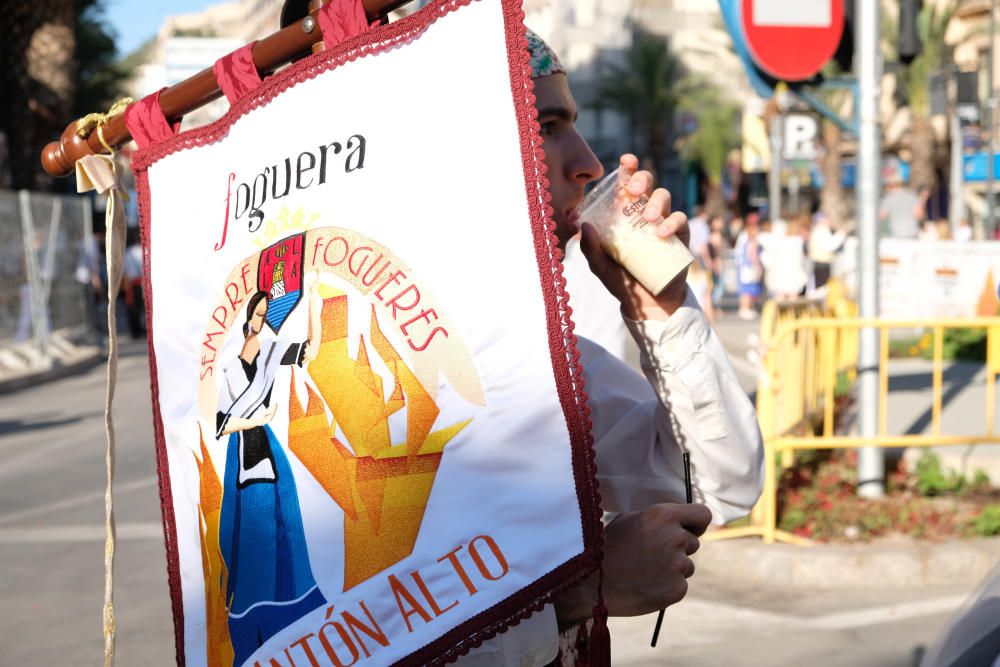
317, 0, 374, 49
132, 0, 603, 663
136, 168, 187, 666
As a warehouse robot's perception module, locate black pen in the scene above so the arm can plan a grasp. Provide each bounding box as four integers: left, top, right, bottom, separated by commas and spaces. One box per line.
650, 451, 692, 648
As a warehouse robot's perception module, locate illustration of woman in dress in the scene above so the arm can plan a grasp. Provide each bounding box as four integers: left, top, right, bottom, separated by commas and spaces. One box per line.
215, 281, 325, 665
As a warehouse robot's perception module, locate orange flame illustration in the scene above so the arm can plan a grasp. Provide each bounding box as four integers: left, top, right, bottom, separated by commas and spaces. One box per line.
193, 426, 234, 666
288, 290, 471, 590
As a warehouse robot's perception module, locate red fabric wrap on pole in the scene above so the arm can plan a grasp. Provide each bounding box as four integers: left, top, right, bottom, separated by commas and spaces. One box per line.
213, 43, 264, 105
123, 90, 180, 149
318, 0, 375, 49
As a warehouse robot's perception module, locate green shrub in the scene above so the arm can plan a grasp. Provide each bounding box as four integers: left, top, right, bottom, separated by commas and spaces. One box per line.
834, 371, 853, 398
967, 469, 993, 495
972, 505, 1000, 537
915, 452, 963, 496
942, 328, 988, 362
779, 506, 809, 533
887, 328, 988, 362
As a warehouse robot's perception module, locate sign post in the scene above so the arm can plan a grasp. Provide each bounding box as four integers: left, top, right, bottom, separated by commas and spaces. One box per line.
769, 113, 783, 220
857, 0, 883, 498
782, 113, 819, 216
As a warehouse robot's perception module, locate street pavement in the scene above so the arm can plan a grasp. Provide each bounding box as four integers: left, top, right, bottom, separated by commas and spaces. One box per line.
0, 323, 983, 666
887, 358, 1000, 483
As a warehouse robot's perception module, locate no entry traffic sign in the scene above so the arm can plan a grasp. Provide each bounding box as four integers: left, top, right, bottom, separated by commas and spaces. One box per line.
741, 0, 845, 81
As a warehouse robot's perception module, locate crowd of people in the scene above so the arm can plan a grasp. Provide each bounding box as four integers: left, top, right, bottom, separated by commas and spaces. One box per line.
682, 169, 980, 323
684, 207, 849, 321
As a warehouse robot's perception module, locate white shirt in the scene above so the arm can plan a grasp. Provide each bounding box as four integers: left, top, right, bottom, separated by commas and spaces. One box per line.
760, 232, 807, 296
808, 225, 846, 264
688, 216, 710, 264
458, 287, 764, 666
561, 237, 636, 363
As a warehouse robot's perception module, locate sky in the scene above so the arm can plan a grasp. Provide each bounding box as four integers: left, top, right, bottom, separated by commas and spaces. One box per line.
104, 0, 218, 57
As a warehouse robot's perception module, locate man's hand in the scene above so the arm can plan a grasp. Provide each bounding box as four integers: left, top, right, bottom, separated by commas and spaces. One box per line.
553, 502, 712, 629
579, 154, 690, 321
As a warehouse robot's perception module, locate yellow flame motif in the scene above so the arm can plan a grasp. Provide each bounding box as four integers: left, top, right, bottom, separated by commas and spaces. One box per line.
290, 287, 471, 589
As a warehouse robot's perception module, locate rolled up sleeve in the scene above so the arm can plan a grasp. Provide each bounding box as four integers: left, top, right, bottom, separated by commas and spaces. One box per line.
585, 287, 764, 524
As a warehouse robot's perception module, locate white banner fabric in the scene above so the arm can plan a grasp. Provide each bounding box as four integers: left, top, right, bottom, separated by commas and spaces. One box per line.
130, 1, 601, 665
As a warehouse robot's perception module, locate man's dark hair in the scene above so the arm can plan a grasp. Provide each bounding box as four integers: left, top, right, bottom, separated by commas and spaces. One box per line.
243, 291, 269, 336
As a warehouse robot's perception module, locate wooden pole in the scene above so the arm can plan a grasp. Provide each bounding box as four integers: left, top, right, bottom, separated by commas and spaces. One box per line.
41, 0, 410, 177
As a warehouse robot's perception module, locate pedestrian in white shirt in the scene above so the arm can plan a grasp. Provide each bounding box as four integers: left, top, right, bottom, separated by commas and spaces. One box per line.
808, 212, 845, 290
761, 216, 808, 300
687, 205, 712, 270
277, 8, 764, 665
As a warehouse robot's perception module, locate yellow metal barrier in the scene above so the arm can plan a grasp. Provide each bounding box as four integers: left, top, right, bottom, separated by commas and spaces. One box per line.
707, 291, 1000, 546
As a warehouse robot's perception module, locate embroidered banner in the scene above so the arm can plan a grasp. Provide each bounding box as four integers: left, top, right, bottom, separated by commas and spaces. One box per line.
131, 0, 601, 664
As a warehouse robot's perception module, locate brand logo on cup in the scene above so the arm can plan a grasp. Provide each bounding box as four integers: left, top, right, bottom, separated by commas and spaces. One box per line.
622, 196, 648, 218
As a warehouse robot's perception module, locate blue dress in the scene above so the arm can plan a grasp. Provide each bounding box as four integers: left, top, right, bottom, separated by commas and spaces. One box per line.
735, 233, 762, 298
216, 339, 325, 665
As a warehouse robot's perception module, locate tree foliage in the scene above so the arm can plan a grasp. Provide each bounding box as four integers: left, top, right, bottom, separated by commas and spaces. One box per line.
881, 0, 959, 193
882, 0, 957, 116
74, 0, 130, 118
592, 29, 696, 175
678, 84, 739, 187
0, 0, 129, 189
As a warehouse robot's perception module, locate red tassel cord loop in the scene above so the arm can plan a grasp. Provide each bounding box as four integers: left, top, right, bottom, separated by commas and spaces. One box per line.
588, 599, 611, 667
588, 559, 611, 667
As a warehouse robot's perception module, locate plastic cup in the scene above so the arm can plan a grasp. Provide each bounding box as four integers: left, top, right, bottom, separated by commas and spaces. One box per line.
576, 167, 694, 295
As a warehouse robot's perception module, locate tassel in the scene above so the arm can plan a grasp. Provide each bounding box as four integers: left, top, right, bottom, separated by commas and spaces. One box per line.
587, 511, 611, 666
588, 600, 611, 667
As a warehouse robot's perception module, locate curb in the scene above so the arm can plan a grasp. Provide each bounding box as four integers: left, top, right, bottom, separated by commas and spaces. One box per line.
695, 536, 1000, 589
0, 350, 103, 394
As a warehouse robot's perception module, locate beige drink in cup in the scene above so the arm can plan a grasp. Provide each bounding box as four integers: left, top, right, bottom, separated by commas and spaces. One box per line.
576, 167, 694, 295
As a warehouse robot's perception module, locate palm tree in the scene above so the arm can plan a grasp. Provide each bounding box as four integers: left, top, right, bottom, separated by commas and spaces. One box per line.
74, 0, 130, 120
817, 64, 852, 229
0, 0, 75, 190
593, 29, 694, 178
883, 0, 958, 194
0, 0, 126, 190
819, 115, 848, 228
678, 84, 740, 216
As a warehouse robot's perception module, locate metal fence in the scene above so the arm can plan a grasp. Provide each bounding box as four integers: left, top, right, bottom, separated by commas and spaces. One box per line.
0, 189, 95, 369
705, 284, 1000, 545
